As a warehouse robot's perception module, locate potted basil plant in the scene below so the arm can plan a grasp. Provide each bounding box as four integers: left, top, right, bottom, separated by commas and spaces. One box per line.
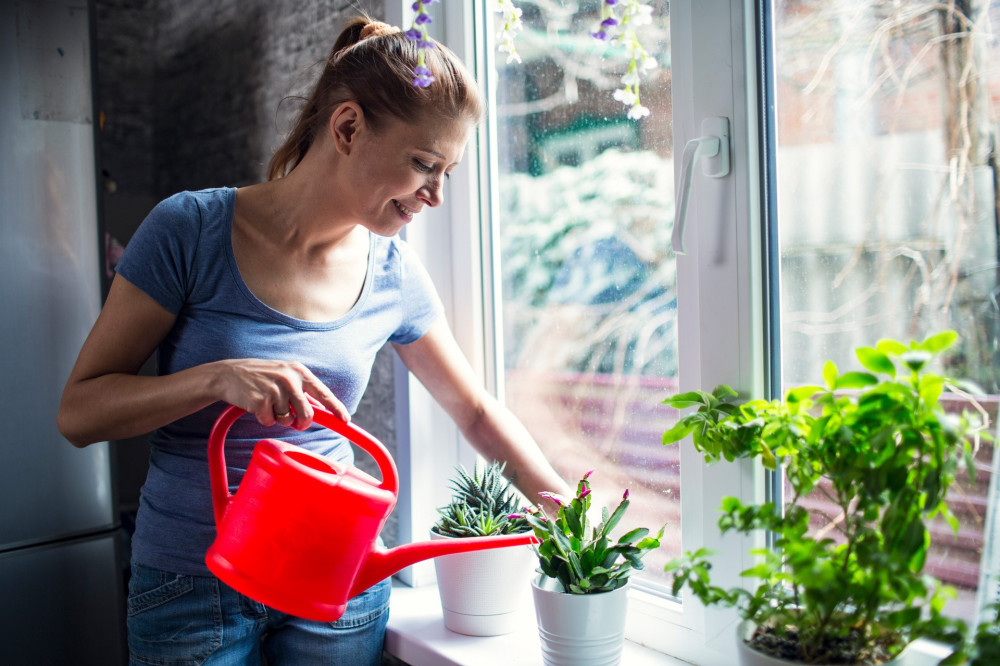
519, 471, 664, 666
661, 331, 986, 665
430, 460, 534, 636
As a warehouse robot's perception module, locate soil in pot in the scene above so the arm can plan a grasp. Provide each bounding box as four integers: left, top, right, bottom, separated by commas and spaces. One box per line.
741, 621, 907, 665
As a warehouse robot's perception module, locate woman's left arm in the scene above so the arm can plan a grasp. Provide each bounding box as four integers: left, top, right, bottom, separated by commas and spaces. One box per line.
392, 318, 572, 512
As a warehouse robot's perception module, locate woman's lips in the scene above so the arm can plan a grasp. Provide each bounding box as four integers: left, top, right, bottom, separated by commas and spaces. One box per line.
393, 199, 416, 218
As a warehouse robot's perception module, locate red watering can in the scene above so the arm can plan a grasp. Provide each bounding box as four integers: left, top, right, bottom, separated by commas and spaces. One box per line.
205, 403, 538, 622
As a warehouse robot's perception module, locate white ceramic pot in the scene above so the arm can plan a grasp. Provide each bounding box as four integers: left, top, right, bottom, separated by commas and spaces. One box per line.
531, 574, 630, 666
431, 531, 536, 636
736, 620, 910, 666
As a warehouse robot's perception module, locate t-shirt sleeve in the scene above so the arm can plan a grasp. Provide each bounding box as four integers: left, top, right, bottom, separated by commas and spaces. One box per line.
115, 192, 202, 315
389, 238, 445, 345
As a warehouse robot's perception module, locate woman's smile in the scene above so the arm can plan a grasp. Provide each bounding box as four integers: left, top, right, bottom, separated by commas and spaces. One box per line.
392, 199, 417, 220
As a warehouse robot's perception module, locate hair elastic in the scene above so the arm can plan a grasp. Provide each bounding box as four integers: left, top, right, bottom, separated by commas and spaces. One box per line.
360, 21, 400, 40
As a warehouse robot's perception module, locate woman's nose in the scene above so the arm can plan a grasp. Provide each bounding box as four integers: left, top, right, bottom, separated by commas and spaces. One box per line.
419, 177, 444, 207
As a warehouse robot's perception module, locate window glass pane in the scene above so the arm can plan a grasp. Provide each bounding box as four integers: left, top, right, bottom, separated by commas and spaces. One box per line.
773, 0, 1000, 621
491, 1, 677, 585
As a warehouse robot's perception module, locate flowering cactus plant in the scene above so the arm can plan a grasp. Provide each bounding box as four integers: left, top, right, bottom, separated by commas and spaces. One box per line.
518, 471, 664, 594
404, 0, 657, 119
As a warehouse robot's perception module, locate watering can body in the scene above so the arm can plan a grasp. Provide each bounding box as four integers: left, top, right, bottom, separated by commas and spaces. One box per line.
205, 403, 537, 622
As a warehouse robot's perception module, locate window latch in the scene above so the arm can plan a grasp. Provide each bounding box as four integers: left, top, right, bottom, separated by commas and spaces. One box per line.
672, 116, 731, 255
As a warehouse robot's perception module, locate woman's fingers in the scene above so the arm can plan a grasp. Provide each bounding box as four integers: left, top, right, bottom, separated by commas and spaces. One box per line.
302, 382, 350, 423
218, 359, 348, 429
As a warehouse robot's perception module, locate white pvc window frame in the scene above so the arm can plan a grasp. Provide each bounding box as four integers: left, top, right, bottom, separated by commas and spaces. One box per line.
386, 0, 489, 589
388, 1, 768, 663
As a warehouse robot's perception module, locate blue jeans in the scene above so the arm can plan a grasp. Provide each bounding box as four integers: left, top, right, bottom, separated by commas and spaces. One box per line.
126, 561, 391, 665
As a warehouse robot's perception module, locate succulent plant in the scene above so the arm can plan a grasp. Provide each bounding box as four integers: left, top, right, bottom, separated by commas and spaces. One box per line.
432, 461, 530, 537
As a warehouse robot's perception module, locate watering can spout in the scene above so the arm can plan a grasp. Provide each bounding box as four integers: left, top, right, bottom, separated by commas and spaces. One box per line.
350, 533, 538, 597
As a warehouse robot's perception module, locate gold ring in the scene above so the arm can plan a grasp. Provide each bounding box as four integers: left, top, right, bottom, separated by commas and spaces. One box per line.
275, 409, 291, 419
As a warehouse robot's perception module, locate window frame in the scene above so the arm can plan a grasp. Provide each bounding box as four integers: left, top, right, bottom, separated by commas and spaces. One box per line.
388, 1, 769, 662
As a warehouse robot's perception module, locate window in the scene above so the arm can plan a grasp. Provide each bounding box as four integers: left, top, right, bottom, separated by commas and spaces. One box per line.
391, 0, 1000, 663
472, 2, 765, 662
771, 0, 1000, 624
491, 0, 679, 586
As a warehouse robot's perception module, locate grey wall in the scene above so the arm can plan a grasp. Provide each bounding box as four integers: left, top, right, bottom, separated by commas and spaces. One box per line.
94, 0, 402, 546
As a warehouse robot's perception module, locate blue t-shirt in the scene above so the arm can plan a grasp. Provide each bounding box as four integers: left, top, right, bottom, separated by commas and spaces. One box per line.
116, 187, 443, 575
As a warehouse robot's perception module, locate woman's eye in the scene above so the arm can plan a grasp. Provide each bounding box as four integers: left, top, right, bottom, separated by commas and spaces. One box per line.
413, 159, 432, 172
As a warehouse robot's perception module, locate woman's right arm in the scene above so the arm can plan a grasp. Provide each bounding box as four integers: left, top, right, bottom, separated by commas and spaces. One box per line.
57, 275, 348, 447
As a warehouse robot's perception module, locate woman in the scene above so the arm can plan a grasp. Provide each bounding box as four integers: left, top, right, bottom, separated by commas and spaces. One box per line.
58, 17, 569, 665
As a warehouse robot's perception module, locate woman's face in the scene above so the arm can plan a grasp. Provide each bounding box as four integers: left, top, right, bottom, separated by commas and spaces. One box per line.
346, 112, 473, 236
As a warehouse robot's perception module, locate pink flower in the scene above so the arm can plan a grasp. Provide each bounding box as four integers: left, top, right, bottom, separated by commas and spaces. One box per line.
538, 491, 568, 506
623, 488, 630, 500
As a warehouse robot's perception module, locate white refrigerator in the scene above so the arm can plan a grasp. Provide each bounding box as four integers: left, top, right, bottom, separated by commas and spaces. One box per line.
0, 1, 126, 663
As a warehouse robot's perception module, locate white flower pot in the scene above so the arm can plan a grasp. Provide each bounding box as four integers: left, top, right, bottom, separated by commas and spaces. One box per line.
531, 574, 630, 666
430, 531, 536, 636
736, 620, 911, 666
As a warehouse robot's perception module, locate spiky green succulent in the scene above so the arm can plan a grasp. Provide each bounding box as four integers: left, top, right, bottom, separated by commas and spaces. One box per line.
432, 461, 530, 537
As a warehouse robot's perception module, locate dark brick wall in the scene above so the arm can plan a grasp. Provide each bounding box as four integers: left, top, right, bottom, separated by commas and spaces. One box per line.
150, 1, 379, 194
94, 0, 158, 196
96, 0, 383, 197
95, 0, 401, 546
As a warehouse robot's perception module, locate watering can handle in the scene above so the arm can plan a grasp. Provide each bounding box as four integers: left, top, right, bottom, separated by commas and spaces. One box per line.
208, 402, 400, 527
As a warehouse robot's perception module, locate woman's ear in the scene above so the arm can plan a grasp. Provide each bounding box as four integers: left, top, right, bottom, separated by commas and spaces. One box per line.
329, 102, 365, 155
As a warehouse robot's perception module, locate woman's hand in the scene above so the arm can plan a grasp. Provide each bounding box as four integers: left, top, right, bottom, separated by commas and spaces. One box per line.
212, 358, 350, 429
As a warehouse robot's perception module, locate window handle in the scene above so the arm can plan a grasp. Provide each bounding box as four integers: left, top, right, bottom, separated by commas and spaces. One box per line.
672, 116, 731, 255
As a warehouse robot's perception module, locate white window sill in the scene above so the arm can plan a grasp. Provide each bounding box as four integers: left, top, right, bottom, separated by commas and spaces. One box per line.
384, 582, 959, 666
385, 581, 691, 666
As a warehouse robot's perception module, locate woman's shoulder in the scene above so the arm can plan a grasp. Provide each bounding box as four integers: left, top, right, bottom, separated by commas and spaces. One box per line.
127, 188, 235, 262
138, 188, 235, 241
155, 187, 234, 218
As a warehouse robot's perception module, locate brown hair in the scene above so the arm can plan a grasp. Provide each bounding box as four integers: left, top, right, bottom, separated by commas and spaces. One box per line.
267, 17, 485, 180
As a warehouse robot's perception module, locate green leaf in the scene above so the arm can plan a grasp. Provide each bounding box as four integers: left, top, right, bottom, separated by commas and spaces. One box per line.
786, 385, 822, 404
712, 385, 740, 400
759, 441, 777, 470
920, 330, 958, 354
834, 371, 878, 390
883, 606, 921, 630
823, 360, 838, 389
856, 347, 895, 376
661, 390, 713, 409
618, 527, 649, 545
661, 421, 696, 446
635, 536, 660, 549
876, 338, 908, 356
601, 498, 629, 538
563, 503, 583, 538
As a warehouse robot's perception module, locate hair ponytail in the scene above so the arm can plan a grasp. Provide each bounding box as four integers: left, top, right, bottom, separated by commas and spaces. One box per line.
267, 16, 483, 180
